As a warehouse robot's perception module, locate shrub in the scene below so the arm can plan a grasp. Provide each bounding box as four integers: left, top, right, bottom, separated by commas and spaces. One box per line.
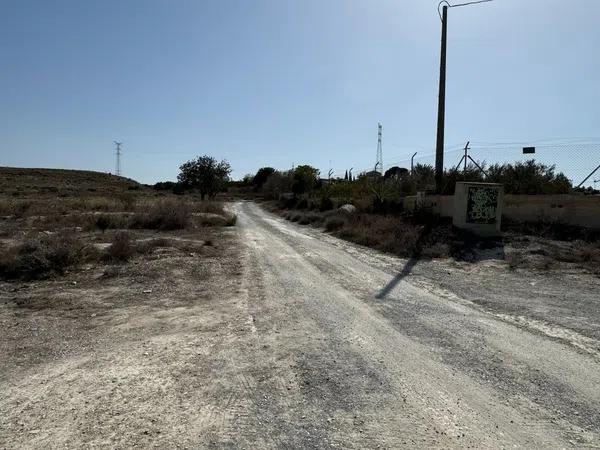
297, 198, 309, 209
372, 198, 403, 215
298, 215, 310, 225
96, 215, 111, 233
0, 200, 32, 218
319, 197, 334, 212
105, 232, 133, 261
325, 216, 346, 231
334, 214, 423, 257
0, 234, 85, 279
193, 201, 224, 215
172, 183, 186, 195
306, 213, 323, 226
281, 197, 297, 209
116, 192, 137, 210
197, 215, 228, 227
130, 199, 191, 230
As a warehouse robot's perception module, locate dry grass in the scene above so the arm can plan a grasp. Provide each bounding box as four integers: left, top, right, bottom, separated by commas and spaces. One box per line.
105, 232, 134, 261
278, 206, 452, 259
0, 233, 96, 280
0, 166, 142, 199
0, 168, 236, 285
191, 201, 225, 215
130, 199, 191, 231
336, 214, 424, 257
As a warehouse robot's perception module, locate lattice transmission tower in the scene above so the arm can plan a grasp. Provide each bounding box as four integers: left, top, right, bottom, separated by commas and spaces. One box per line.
114, 141, 123, 177
375, 123, 383, 174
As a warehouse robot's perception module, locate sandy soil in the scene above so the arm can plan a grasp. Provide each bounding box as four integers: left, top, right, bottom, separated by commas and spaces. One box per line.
1, 201, 599, 448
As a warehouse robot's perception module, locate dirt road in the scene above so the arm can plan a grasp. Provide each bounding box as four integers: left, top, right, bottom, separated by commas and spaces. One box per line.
231, 201, 600, 448
1, 201, 599, 448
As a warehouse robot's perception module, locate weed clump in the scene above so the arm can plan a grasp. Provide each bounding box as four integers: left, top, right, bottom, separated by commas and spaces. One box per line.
131, 199, 191, 230
105, 232, 133, 261
0, 234, 87, 279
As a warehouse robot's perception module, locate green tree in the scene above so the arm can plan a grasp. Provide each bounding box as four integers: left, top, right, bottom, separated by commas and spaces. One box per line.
262, 170, 293, 199
292, 165, 319, 195
177, 155, 232, 199
253, 167, 276, 191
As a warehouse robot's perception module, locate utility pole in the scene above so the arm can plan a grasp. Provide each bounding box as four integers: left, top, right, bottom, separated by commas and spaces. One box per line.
375, 123, 383, 174
434, 0, 493, 193
435, 4, 448, 193
114, 141, 123, 177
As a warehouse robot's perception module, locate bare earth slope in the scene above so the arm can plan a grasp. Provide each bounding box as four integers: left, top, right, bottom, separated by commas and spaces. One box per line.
1, 201, 599, 448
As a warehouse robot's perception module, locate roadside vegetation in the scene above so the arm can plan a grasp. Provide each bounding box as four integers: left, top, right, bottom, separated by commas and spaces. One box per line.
242, 160, 599, 273
0, 158, 235, 282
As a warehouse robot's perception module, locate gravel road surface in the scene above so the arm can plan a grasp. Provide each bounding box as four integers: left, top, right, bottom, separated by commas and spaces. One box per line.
1, 201, 599, 449
230, 201, 600, 448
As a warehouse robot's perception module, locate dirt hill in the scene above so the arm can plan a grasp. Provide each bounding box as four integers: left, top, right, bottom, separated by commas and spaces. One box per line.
0, 167, 146, 198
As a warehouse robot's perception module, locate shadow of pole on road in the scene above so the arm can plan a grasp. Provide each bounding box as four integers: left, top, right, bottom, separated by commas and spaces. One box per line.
375, 257, 419, 299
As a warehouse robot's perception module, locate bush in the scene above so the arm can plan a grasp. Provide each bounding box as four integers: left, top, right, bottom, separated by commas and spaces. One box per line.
0, 200, 32, 218
172, 183, 186, 195
319, 197, 334, 212
372, 198, 403, 215
297, 198, 309, 209
95, 215, 111, 233
106, 232, 133, 261
298, 215, 310, 225
0, 234, 86, 279
306, 213, 323, 226
130, 199, 191, 230
193, 201, 224, 215
325, 216, 346, 231
116, 192, 137, 210
487, 160, 572, 194
336, 215, 424, 257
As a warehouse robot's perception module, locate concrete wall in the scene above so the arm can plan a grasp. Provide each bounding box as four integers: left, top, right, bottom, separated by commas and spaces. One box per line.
404, 195, 454, 217
403, 195, 453, 217
404, 194, 600, 229
503, 194, 600, 229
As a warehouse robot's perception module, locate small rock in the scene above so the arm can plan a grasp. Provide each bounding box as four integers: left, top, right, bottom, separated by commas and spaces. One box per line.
338, 204, 357, 214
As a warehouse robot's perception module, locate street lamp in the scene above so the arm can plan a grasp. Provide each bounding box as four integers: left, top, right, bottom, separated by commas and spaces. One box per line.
434, 0, 493, 193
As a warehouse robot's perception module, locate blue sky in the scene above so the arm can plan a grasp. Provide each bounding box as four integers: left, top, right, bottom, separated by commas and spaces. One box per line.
1, 0, 599, 184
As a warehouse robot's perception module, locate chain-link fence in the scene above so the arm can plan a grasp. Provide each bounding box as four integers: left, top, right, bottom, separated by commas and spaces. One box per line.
334, 139, 600, 190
